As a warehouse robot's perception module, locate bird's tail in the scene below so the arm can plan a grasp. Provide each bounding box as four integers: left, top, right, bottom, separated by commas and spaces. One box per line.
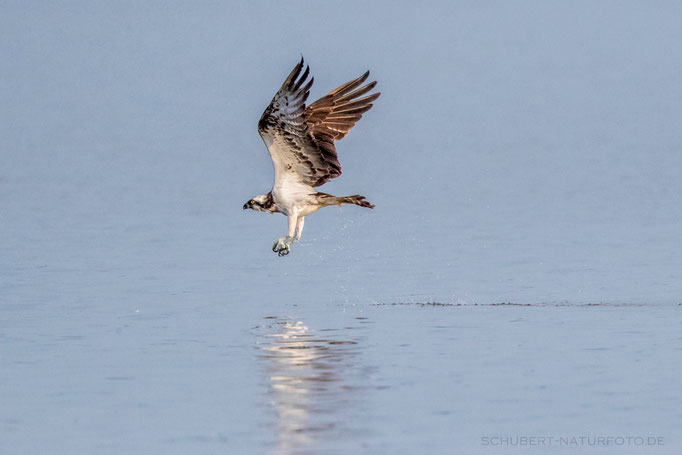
318, 193, 375, 209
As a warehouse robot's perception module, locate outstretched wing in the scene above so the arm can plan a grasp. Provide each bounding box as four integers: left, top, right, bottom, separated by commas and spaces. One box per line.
258, 58, 380, 188
304, 70, 380, 177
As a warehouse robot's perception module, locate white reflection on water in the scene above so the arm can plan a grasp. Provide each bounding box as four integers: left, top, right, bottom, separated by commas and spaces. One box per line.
256, 317, 368, 454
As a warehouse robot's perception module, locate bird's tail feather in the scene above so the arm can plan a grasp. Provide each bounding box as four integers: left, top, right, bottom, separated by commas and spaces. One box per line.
317, 193, 375, 209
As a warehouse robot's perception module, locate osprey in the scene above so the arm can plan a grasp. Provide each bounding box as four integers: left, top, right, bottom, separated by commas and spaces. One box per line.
243, 58, 380, 256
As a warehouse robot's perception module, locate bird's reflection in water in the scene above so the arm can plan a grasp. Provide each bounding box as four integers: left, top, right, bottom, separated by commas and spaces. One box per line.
257, 317, 367, 454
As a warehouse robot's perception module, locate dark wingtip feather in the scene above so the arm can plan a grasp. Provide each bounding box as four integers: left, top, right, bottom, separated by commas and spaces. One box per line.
303, 76, 314, 93
294, 65, 311, 91
285, 58, 305, 90
358, 70, 370, 84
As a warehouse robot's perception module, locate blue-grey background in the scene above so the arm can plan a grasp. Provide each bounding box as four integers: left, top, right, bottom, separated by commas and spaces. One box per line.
1, 1, 681, 454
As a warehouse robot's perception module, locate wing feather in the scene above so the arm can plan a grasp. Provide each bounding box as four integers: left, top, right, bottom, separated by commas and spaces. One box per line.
257, 58, 380, 188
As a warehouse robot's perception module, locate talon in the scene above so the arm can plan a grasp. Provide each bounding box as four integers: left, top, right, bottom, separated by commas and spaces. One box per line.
272, 237, 292, 255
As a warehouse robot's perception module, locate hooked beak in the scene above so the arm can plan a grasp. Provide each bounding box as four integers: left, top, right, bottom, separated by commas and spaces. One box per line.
243, 203, 249, 210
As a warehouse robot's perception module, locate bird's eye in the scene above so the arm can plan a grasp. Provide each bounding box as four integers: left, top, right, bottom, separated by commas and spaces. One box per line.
250, 200, 256, 205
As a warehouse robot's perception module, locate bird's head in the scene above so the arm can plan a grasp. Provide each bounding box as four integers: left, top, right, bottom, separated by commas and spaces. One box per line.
243, 194, 274, 213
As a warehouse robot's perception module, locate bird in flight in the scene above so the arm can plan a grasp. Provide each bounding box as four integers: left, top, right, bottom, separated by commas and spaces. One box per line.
243, 58, 380, 256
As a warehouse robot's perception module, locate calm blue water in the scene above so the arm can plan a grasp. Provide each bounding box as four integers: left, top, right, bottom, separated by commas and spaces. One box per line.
2, 1, 681, 453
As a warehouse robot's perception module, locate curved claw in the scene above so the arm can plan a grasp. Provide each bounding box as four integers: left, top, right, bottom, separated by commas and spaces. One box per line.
272, 237, 292, 256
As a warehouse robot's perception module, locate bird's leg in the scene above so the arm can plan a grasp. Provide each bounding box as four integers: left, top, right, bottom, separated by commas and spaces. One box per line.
294, 216, 305, 241
272, 212, 298, 256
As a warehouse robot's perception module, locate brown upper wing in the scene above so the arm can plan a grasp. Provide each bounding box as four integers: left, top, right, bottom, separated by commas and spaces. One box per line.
304, 70, 380, 186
